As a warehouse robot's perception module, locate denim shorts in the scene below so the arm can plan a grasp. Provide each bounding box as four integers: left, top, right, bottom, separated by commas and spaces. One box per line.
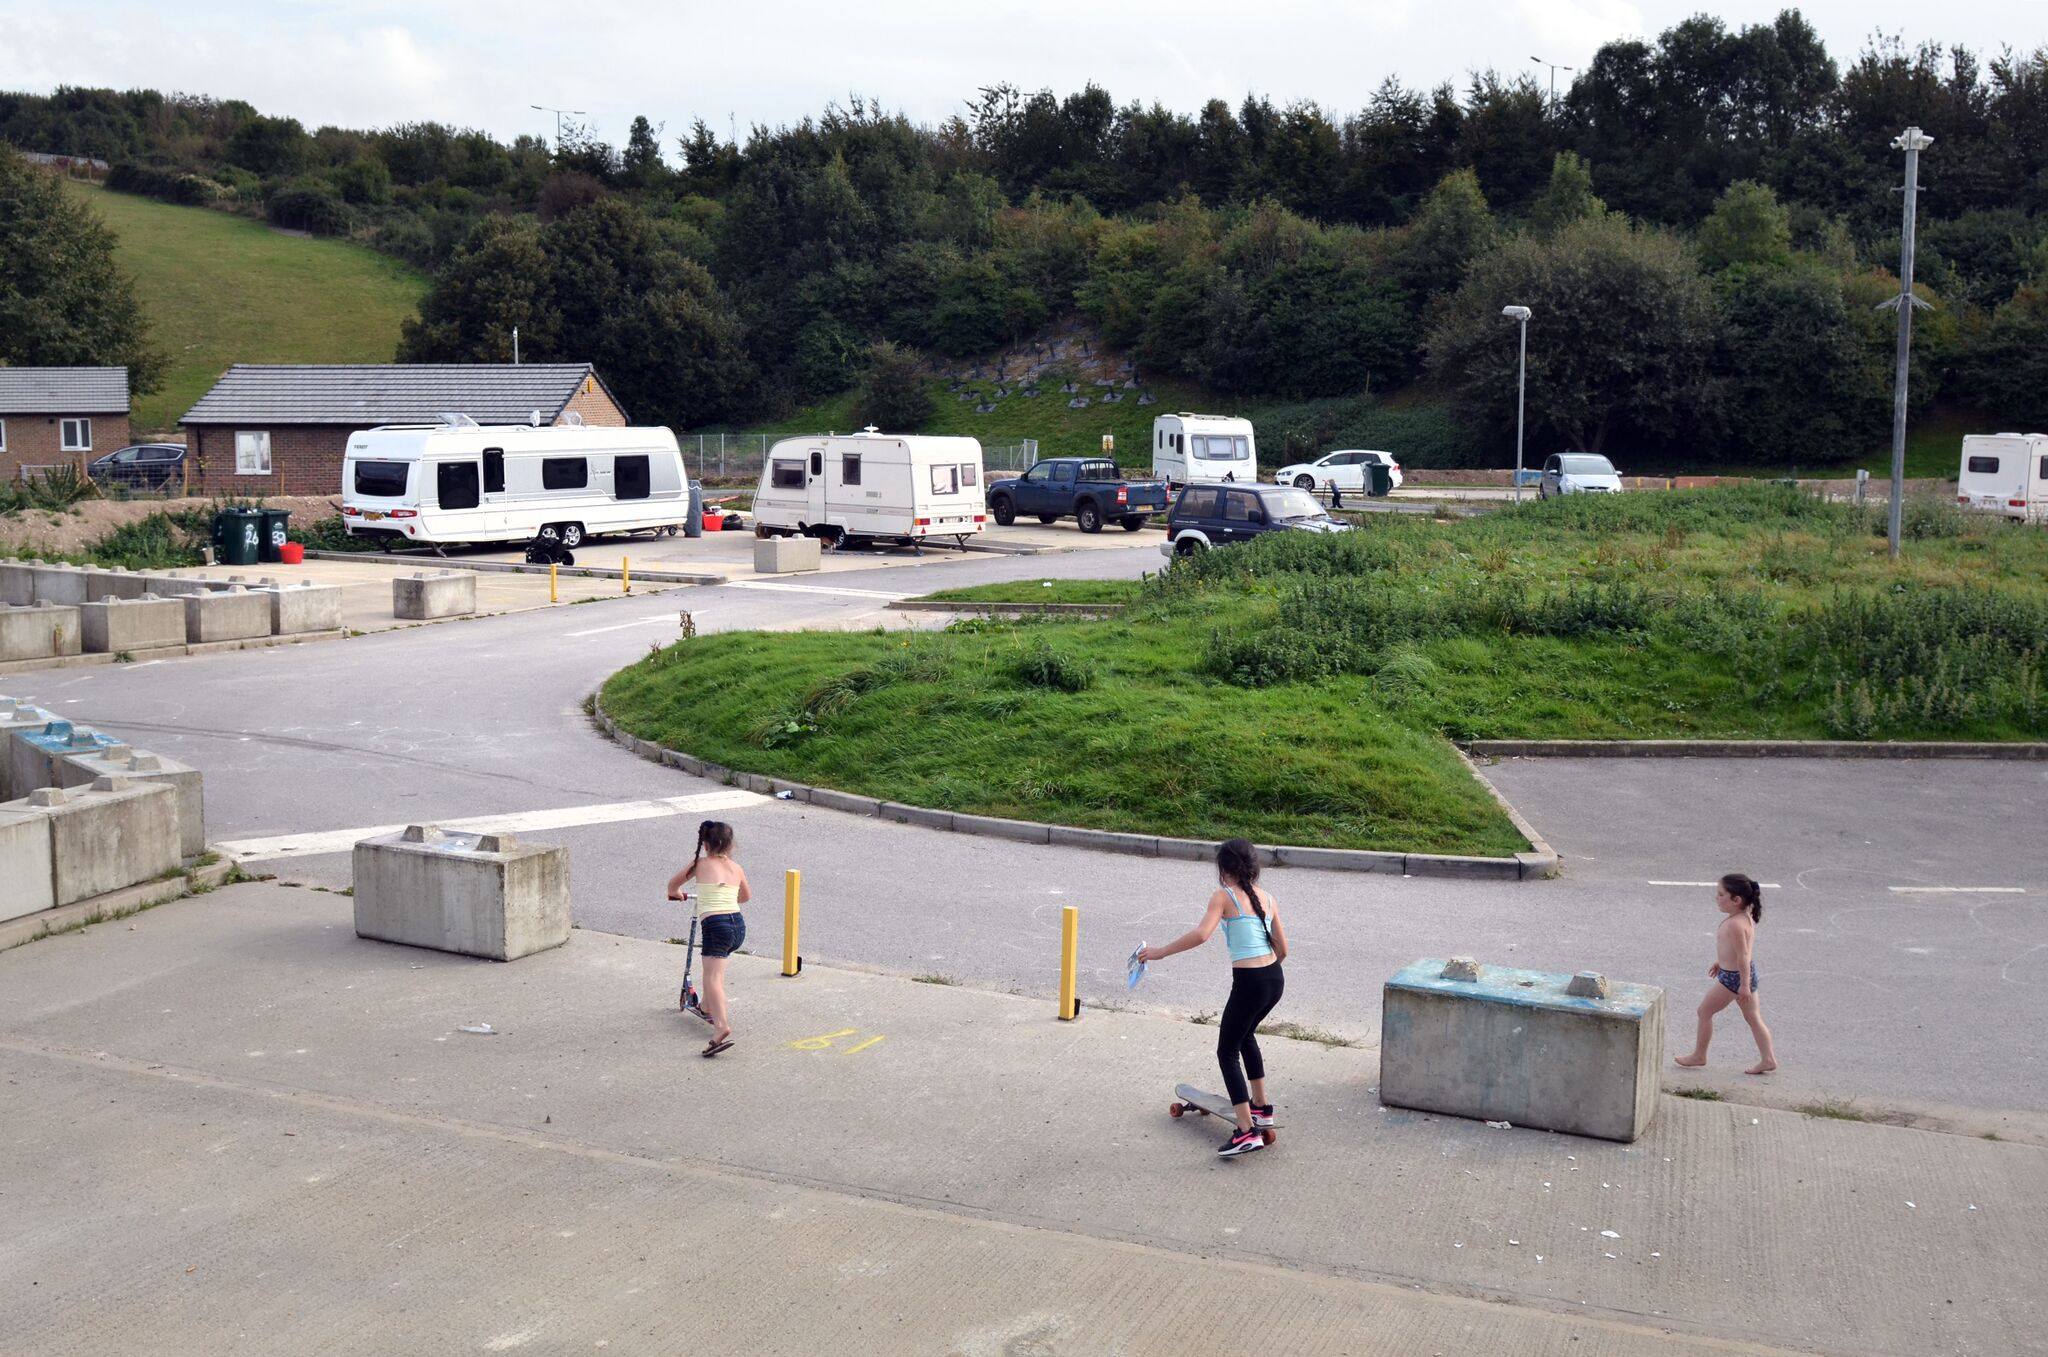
698, 913, 746, 958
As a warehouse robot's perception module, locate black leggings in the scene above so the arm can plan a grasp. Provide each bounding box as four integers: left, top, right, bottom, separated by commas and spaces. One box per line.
1218, 962, 1285, 1107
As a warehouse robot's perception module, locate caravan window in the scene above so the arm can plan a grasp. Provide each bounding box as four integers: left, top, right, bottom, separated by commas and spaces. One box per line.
614, 454, 651, 500
1198, 435, 1249, 461
960, 463, 977, 487
931, 464, 959, 495
771, 459, 805, 489
1967, 455, 2001, 474
2040, 455, 2048, 480
841, 454, 862, 485
354, 461, 409, 497
436, 461, 481, 511
483, 449, 505, 494
542, 457, 588, 490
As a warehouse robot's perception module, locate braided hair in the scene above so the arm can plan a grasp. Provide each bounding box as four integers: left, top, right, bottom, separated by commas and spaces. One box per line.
690, 820, 735, 878
1216, 838, 1268, 925
1719, 872, 1763, 923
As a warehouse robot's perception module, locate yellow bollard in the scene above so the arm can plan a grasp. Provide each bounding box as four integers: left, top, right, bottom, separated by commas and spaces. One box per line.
549, 561, 558, 604
623, 556, 631, 594
782, 869, 801, 976
1058, 905, 1079, 1020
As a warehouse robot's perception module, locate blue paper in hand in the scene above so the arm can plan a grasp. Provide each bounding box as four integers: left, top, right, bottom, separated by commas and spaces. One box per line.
1126, 942, 1148, 990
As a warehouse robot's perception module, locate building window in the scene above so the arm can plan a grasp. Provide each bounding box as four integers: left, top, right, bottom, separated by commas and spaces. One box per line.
0, 419, 7, 452
61, 418, 92, 452
541, 457, 588, 490
235, 430, 271, 474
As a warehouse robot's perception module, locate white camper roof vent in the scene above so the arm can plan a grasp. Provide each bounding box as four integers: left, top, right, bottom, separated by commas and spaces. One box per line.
861, 425, 880, 435
439, 412, 480, 429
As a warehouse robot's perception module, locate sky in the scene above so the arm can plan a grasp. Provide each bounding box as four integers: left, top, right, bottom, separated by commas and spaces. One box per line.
3, 0, 2043, 154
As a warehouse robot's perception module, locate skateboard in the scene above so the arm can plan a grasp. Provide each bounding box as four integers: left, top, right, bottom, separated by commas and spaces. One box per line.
1170, 1084, 1278, 1145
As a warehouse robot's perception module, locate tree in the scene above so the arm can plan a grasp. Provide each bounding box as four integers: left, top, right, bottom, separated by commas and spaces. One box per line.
1396, 168, 1496, 301
397, 216, 555, 363
1697, 180, 1792, 270
1527, 152, 1606, 236
1426, 214, 1723, 454
1715, 263, 1887, 462
854, 340, 933, 430
1961, 282, 2048, 427
622, 115, 668, 190
0, 147, 164, 391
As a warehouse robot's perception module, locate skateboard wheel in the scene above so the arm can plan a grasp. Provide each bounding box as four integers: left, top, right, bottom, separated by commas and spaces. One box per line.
1262, 1130, 1277, 1146
1169, 1103, 1184, 1118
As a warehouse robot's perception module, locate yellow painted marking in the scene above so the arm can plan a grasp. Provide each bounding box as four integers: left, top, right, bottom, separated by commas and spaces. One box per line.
788, 1029, 858, 1051
842, 1035, 886, 1056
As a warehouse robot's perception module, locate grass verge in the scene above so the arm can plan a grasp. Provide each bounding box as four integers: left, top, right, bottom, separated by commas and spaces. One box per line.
918, 579, 1143, 605
602, 485, 2048, 854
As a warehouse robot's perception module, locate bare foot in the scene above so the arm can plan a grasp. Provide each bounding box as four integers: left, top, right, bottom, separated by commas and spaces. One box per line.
1673, 1053, 1707, 1068
1744, 1061, 1777, 1075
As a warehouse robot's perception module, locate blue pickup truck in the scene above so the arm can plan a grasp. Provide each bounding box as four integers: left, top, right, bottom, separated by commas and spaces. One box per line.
984, 457, 1171, 533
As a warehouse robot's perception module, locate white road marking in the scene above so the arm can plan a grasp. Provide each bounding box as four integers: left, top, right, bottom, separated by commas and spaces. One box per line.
1647, 880, 1781, 889
564, 616, 686, 638
1888, 886, 2025, 895
216, 791, 768, 861
721, 581, 920, 601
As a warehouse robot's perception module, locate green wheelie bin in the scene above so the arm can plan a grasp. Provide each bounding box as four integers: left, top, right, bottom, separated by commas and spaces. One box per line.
1366, 462, 1394, 497
214, 507, 261, 566
258, 508, 291, 563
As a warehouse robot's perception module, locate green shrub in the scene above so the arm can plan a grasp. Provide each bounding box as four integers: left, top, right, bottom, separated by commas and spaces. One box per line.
1202, 626, 1348, 686
1010, 638, 1095, 692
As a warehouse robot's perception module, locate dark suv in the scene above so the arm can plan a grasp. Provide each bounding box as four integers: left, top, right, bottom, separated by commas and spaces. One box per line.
1158, 482, 1351, 558
86, 442, 187, 490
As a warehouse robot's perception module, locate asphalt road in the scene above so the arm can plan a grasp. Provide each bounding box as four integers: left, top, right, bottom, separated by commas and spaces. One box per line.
13, 542, 2046, 1119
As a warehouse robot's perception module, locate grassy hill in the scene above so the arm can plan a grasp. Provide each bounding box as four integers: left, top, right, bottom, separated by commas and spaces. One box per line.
68, 184, 427, 433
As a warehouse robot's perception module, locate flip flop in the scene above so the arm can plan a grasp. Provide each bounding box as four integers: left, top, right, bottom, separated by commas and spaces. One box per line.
702, 1038, 734, 1058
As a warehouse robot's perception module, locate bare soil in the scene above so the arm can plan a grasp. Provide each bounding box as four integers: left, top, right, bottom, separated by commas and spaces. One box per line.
0, 494, 343, 556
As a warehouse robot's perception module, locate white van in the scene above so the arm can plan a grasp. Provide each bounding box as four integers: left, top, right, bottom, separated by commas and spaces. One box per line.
1151, 413, 1258, 487
341, 417, 689, 548
1957, 432, 2048, 522
752, 429, 986, 548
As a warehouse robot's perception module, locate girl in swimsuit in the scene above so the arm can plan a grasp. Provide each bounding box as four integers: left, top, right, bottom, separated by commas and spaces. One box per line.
1675, 872, 1778, 1075
667, 820, 751, 1057
1137, 838, 1290, 1157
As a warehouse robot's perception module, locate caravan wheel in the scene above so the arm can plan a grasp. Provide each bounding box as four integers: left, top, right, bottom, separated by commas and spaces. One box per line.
536, 523, 563, 545
560, 523, 587, 549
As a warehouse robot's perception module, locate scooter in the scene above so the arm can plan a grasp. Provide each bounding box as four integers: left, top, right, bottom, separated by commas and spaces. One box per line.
674, 891, 713, 1024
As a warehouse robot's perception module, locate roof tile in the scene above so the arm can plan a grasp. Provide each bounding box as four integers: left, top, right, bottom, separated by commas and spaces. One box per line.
0, 367, 131, 414
181, 364, 620, 426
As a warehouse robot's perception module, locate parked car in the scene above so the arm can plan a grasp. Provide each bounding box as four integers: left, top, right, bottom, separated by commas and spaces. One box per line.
86, 442, 186, 490
1272, 449, 1403, 493
985, 457, 1170, 533
1538, 453, 1623, 498
1158, 482, 1353, 558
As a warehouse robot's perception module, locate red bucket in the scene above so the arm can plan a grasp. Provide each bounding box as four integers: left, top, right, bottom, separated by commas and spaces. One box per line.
701, 513, 724, 532
278, 542, 305, 565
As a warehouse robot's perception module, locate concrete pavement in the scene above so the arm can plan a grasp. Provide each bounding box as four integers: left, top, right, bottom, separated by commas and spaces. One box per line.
2, 882, 2040, 1356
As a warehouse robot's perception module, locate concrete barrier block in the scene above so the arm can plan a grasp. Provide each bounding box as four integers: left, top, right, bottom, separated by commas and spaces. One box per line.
754, 536, 823, 575
352, 825, 569, 961
393, 571, 477, 620
80, 595, 186, 654
0, 808, 55, 923
0, 700, 56, 800
139, 573, 217, 598
0, 560, 41, 606
57, 747, 205, 858
11, 719, 125, 801
1380, 958, 1665, 1142
3, 777, 181, 908
0, 603, 83, 662
183, 586, 271, 643
82, 567, 151, 601
261, 581, 345, 635
28, 563, 90, 607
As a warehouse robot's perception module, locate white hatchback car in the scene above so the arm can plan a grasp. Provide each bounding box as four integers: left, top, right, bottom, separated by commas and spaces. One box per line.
1272, 449, 1403, 493
1537, 452, 1623, 498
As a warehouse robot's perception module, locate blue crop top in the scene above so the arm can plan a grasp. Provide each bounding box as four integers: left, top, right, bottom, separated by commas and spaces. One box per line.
1219, 887, 1275, 962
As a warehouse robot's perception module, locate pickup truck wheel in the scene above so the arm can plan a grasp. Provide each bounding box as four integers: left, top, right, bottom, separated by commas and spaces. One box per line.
1075, 501, 1103, 533
990, 495, 1016, 526
1119, 516, 1147, 531
1036, 514, 1059, 525
1174, 537, 1204, 557
1294, 475, 1316, 490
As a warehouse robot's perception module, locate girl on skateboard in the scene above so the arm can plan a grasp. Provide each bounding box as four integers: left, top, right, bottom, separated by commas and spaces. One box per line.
1674, 872, 1778, 1075
1138, 838, 1289, 1156
666, 820, 751, 1057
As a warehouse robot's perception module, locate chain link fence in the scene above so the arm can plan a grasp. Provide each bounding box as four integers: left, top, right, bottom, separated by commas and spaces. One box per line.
679, 434, 1039, 483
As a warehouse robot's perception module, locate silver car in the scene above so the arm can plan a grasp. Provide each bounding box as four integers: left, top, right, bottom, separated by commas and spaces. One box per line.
1538, 453, 1622, 498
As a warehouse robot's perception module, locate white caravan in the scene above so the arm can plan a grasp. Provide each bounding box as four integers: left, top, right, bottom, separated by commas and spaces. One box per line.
341, 417, 689, 548
1151, 413, 1258, 487
1957, 432, 2048, 522
751, 429, 986, 547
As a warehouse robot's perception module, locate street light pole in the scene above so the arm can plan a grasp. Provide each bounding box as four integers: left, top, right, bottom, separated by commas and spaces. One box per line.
1882, 126, 1933, 560
530, 104, 586, 150
1531, 57, 1574, 114
1503, 305, 1532, 503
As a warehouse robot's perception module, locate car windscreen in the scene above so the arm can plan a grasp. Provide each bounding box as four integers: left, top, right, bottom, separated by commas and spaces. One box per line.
1560, 455, 1615, 475
352, 460, 410, 497
1262, 488, 1328, 521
